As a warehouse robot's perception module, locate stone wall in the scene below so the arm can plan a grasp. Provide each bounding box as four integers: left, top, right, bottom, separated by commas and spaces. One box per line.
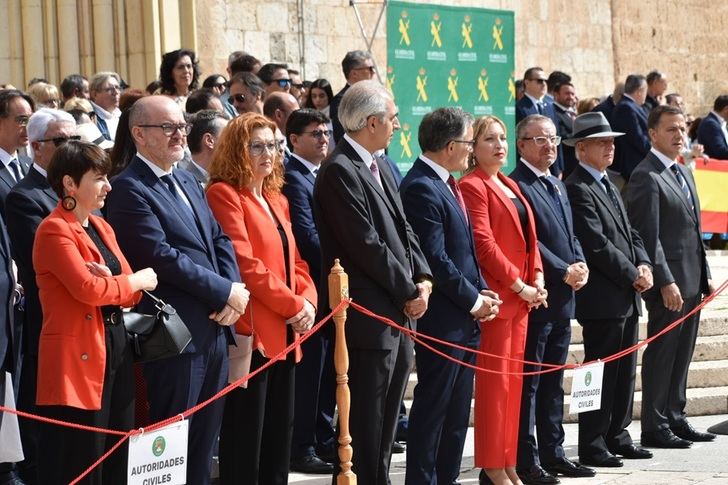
195, 0, 728, 116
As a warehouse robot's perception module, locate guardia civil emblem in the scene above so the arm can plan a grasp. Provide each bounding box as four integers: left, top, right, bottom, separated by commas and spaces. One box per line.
152, 436, 166, 457
585, 371, 592, 387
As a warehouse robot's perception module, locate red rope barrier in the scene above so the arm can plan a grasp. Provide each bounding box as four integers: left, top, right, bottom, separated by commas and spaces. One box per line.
348, 278, 728, 376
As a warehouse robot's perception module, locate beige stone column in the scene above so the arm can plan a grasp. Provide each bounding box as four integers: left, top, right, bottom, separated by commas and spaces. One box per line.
92, 0, 116, 72
21, 0, 45, 82
179, 0, 198, 52
57, 0, 81, 79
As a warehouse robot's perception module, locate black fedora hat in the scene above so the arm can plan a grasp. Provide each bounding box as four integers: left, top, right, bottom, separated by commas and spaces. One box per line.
563, 111, 624, 146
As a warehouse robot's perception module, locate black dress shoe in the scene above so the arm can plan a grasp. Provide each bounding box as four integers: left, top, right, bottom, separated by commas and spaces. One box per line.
608, 443, 653, 459
516, 465, 560, 484
542, 457, 595, 477
579, 453, 623, 468
289, 455, 334, 474
671, 422, 717, 442
392, 441, 406, 453
641, 428, 692, 448
478, 469, 493, 485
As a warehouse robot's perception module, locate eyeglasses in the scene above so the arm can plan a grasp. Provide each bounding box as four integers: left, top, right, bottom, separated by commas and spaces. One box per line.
451, 139, 475, 150
231, 94, 246, 103
249, 141, 282, 156
137, 123, 192, 136
213, 82, 227, 90
100, 86, 121, 94
291, 83, 304, 90
37, 135, 82, 147
14, 115, 30, 127
272, 79, 292, 88
527, 78, 547, 84
352, 66, 376, 73
302, 129, 332, 139
522, 135, 561, 146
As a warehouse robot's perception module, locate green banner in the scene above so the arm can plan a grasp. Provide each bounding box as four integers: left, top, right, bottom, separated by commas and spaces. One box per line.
386, 1, 516, 173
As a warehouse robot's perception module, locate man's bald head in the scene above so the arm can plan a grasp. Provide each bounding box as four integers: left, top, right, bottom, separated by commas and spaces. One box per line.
129, 95, 187, 170
263, 92, 299, 132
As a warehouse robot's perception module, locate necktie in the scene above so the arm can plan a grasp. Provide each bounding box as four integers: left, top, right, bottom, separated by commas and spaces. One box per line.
312, 167, 318, 178
670, 164, 695, 213
161, 173, 196, 221
369, 157, 383, 189
600, 175, 622, 213
540, 175, 567, 225
537, 102, 544, 115
446, 175, 469, 224
8, 158, 22, 183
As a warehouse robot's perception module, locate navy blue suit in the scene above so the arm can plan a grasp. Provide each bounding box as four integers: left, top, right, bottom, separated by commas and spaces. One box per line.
400, 159, 486, 484
509, 160, 585, 470
592, 95, 617, 122
610, 96, 650, 180
516, 97, 564, 177
696, 111, 728, 160
106, 156, 240, 485
283, 156, 336, 460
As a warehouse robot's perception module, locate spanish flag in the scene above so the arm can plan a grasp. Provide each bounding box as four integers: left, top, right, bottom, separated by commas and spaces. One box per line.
694, 158, 728, 233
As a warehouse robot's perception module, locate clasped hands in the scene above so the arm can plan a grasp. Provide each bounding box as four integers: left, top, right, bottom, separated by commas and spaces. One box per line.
472, 290, 502, 323
404, 282, 431, 320
210, 282, 250, 327
286, 299, 316, 334
563, 262, 589, 290
633, 264, 653, 293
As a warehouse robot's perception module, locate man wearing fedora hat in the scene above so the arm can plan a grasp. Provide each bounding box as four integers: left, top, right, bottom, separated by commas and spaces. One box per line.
563, 111, 654, 467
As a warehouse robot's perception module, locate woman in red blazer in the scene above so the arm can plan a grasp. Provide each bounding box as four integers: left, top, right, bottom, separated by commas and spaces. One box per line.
33, 141, 157, 485
459, 116, 546, 485
206, 113, 317, 485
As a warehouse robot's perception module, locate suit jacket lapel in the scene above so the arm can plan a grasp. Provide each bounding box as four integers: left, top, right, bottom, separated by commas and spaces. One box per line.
290, 157, 316, 188
517, 164, 570, 240
175, 171, 215, 250
485, 172, 526, 245
341, 140, 400, 219
416, 159, 468, 229
650, 155, 697, 222
578, 167, 631, 240
0, 167, 15, 190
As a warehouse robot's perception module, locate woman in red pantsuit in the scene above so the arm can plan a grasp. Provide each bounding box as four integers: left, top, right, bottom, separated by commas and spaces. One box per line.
460, 116, 546, 485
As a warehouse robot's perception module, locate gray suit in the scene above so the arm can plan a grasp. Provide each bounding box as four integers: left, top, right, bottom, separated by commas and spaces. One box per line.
178, 153, 208, 189
624, 151, 710, 433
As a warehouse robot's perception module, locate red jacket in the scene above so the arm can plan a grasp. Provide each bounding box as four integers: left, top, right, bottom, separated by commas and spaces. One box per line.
34, 206, 141, 410
206, 182, 317, 362
459, 168, 543, 319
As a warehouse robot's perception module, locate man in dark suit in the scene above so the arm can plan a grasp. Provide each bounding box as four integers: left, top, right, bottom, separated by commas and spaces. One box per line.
643, 70, 667, 114
4, 107, 76, 484
552, 82, 578, 178
516, 67, 564, 177
624, 105, 716, 449
283, 108, 337, 474
696, 95, 728, 160
0, 90, 35, 218
564, 112, 654, 468
0, 214, 22, 485
400, 107, 500, 485
330, 50, 376, 144
610, 74, 650, 185
181, 109, 228, 189
313, 80, 432, 485
105, 96, 250, 484
509, 115, 594, 484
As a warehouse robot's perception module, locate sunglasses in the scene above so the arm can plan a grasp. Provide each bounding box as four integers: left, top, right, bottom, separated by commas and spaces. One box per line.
272, 79, 292, 88
291, 83, 305, 90
213, 82, 227, 89
37, 135, 82, 147
527, 78, 547, 84
231, 94, 246, 103
302, 129, 332, 139
352, 66, 376, 73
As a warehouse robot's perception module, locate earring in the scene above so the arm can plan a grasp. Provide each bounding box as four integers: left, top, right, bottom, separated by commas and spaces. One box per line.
62, 195, 77, 211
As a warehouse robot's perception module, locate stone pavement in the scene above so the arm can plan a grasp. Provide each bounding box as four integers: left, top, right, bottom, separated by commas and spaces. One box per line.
290, 414, 728, 484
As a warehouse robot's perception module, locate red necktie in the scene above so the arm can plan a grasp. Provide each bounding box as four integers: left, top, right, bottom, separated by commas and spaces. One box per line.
447, 175, 468, 223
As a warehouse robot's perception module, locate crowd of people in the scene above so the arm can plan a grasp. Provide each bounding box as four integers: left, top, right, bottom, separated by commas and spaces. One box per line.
0, 46, 723, 485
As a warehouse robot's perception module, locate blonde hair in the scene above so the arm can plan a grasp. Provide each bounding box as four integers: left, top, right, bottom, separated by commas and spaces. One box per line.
208, 112, 284, 194
63, 96, 94, 113
467, 115, 507, 172
28, 82, 60, 107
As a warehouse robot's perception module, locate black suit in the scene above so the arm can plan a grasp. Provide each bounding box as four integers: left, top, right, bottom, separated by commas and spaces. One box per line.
283, 156, 336, 461
624, 152, 710, 433
313, 138, 430, 484
553, 105, 578, 178
565, 164, 650, 458
4, 166, 58, 483
592, 96, 616, 122
0, 155, 30, 220
329, 85, 349, 144
510, 161, 584, 469
610, 96, 650, 180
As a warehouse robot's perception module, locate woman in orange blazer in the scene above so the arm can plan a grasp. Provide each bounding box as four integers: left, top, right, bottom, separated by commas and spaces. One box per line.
206, 113, 317, 485
33, 141, 157, 485
459, 116, 546, 485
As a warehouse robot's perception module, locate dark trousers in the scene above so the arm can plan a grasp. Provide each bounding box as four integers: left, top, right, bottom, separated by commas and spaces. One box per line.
291, 322, 336, 459
641, 294, 701, 432
333, 334, 414, 485
578, 313, 639, 457
37, 323, 134, 485
219, 350, 295, 485
144, 329, 228, 485
518, 318, 571, 469
405, 339, 476, 485
16, 351, 39, 484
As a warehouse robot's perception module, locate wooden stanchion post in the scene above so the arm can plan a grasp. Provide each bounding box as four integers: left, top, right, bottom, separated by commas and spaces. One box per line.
328, 259, 356, 484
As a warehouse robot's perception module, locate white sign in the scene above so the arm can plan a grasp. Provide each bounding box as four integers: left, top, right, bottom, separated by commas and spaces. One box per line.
569, 361, 604, 414
128, 419, 188, 485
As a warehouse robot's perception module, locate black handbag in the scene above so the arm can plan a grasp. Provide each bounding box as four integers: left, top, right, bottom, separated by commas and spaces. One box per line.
124, 290, 192, 363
